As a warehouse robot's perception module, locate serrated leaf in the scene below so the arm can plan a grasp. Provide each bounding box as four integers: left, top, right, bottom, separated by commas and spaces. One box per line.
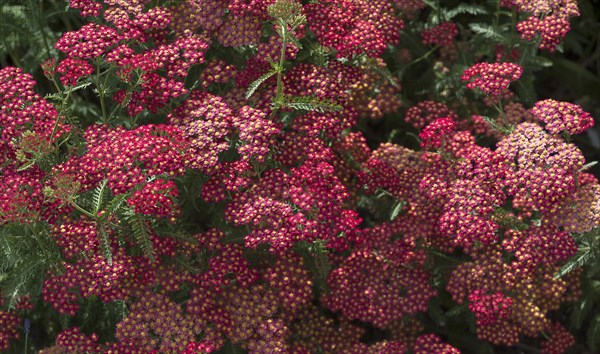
481, 115, 513, 135
445, 4, 488, 19
104, 193, 129, 216
97, 222, 113, 265
579, 161, 598, 172
446, 303, 468, 317
287, 32, 303, 50
246, 70, 277, 99
389, 199, 406, 221
72, 82, 93, 91
469, 23, 506, 43
422, 0, 437, 9
128, 214, 155, 261
555, 246, 592, 278
280, 95, 342, 112
16, 159, 37, 172
92, 179, 109, 214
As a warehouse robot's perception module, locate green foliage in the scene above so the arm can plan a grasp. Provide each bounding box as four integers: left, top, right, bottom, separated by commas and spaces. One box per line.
468, 23, 509, 43
389, 199, 406, 221
126, 212, 155, 261
557, 231, 600, 278
246, 69, 278, 99
0, 222, 62, 307
278, 94, 343, 113
0, 0, 77, 82
445, 4, 488, 20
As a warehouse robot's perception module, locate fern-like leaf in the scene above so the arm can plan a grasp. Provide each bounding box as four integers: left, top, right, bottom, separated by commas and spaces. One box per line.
556, 246, 593, 278
445, 4, 488, 19
579, 161, 598, 172
469, 23, 507, 43
481, 115, 514, 135
92, 179, 109, 214
389, 199, 406, 221
128, 213, 155, 261
280, 95, 342, 112
97, 222, 113, 265
104, 193, 129, 216
246, 69, 278, 99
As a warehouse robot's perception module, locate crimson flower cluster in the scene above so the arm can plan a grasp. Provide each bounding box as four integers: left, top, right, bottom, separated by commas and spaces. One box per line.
0, 0, 596, 353
461, 62, 523, 96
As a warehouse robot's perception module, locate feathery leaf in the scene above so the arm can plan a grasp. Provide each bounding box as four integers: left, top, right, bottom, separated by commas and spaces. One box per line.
280, 95, 342, 113
246, 69, 277, 99
128, 214, 155, 261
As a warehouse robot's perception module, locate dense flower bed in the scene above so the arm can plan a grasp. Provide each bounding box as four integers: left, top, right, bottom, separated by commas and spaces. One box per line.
0, 0, 598, 353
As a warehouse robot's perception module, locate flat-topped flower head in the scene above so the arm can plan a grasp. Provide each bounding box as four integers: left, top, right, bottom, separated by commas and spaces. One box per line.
461, 62, 523, 96
517, 15, 571, 52
531, 99, 594, 135
305, 0, 403, 58
413, 334, 460, 354
418, 117, 456, 149
405, 100, 458, 129
421, 22, 459, 47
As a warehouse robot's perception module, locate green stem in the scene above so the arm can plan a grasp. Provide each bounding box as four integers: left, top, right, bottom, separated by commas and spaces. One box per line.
37, 11, 53, 60
49, 85, 72, 145
68, 198, 95, 218
494, 101, 509, 127
402, 45, 440, 71
95, 61, 108, 124
429, 249, 463, 264
275, 19, 288, 107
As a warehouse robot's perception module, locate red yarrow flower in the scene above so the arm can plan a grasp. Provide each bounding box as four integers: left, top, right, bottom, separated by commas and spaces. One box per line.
531, 99, 594, 135
461, 62, 523, 96
56, 58, 94, 86
421, 22, 459, 47
418, 117, 456, 149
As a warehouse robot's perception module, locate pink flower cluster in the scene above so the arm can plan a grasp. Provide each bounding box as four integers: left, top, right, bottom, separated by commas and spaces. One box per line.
418, 117, 456, 149
468, 289, 513, 326
421, 22, 459, 47
56, 58, 94, 86
127, 179, 180, 219
0, 1, 595, 354
305, 0, 403, 58
531, 99, 594, 135
0, 309, 20, 352
461, 62, 523, 96
517, 15, 571, 52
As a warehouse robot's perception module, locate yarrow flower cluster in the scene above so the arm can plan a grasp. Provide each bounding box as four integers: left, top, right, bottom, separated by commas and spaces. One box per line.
468, 289, 514, 326
421, 22, 459, 47
0, 0, 596, 353
531, 99, 594, 135
127, 179, 180, 219
404, 100, 459, 129
497, 122, 584, 213
55, 58, 94, 86
461, 62, 523, 96
0, 309, 20, 352
418, 117, 456, 149
305, 0, 403, 58
54, 23, 119, 59
517, 15, 571, 52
